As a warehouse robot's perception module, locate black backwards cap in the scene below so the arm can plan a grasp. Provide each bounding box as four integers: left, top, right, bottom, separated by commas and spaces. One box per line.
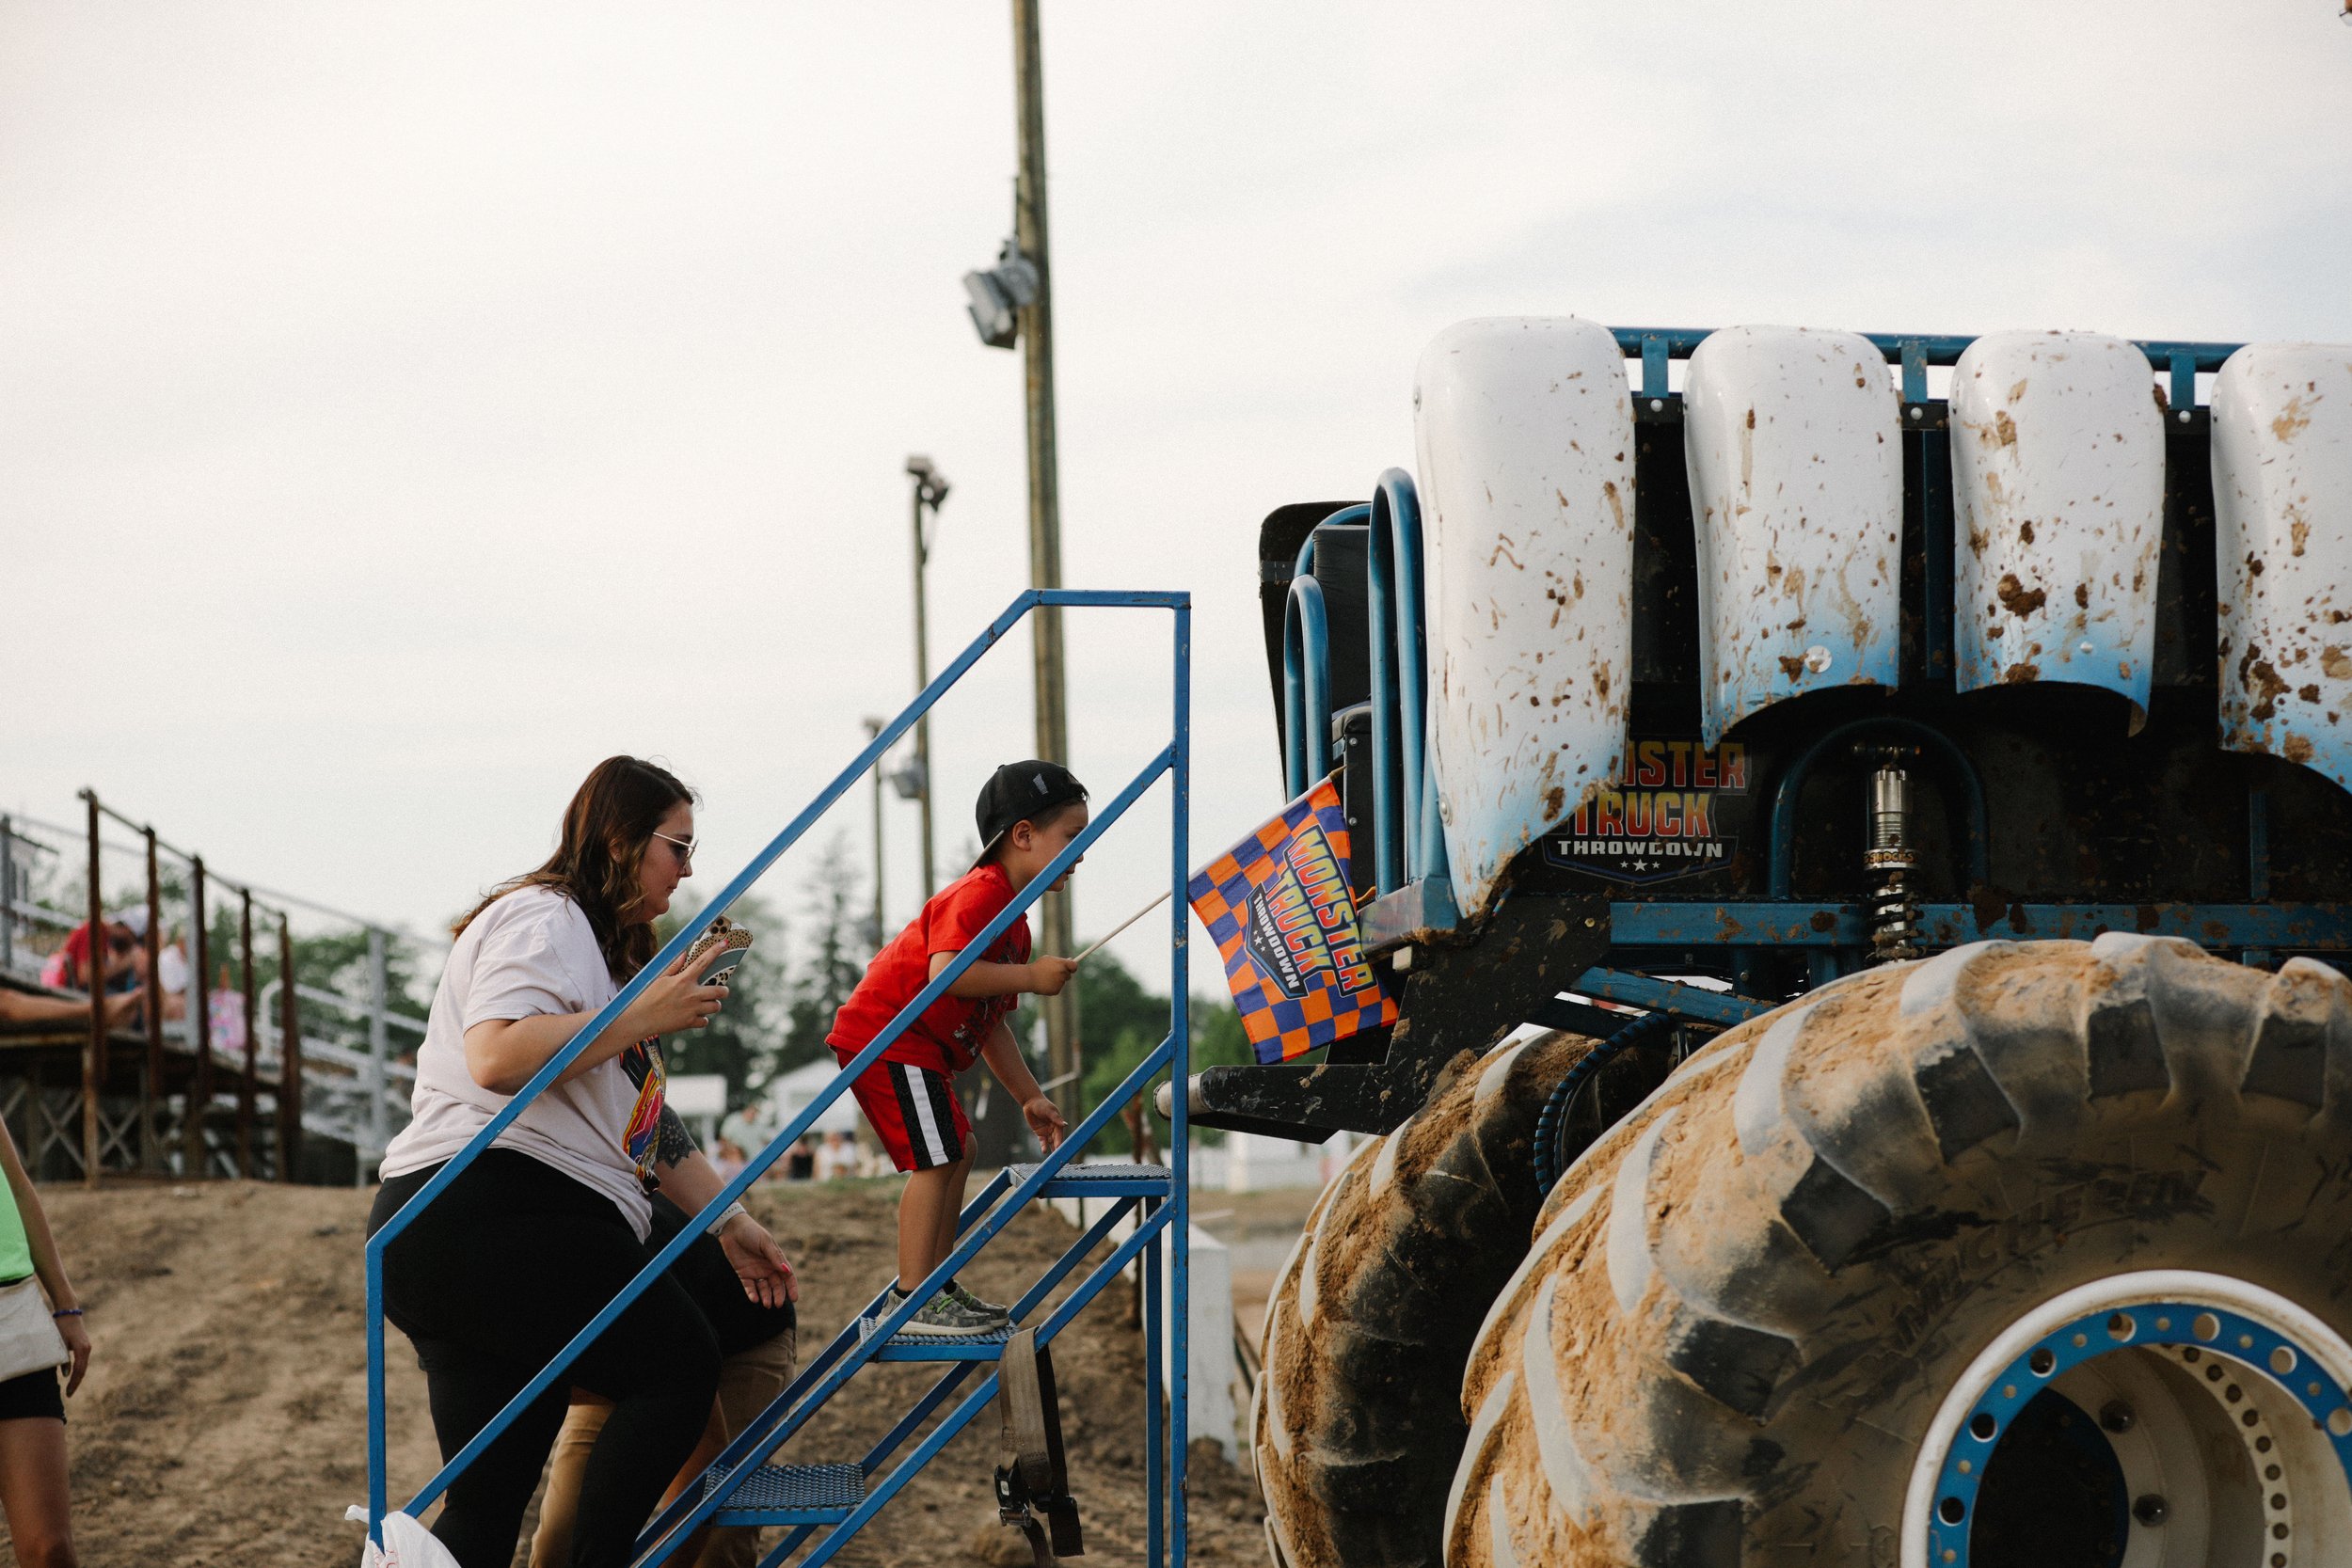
974, 760, 1088, 868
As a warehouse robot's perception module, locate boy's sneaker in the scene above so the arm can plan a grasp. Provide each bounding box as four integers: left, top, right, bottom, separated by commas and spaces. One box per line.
898, 1289, 1005, 1338
946, 1281, 1012, 1324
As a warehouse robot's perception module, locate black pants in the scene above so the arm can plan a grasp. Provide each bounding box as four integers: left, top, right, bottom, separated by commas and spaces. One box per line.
369, 1150, 793, 1568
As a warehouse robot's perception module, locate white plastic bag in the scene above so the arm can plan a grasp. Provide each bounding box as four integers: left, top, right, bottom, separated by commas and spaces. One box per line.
346, 1506, 462, 1568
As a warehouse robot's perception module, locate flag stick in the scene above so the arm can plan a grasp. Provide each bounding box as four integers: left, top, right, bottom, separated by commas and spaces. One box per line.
1073, 888, 1173, 964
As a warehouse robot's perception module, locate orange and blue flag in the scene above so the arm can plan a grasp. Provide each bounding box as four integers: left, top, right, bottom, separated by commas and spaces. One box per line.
1188, 779, 1397, 1064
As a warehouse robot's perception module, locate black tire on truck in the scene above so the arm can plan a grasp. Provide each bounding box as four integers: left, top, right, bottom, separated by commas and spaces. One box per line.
1447, 937, 2352, 1568
1256, 1031, 1589, 1568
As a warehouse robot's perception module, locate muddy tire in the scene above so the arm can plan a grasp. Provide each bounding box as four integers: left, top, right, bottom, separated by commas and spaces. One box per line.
1447, 937, 2352, 1567
1256, 1032, 1589, 1568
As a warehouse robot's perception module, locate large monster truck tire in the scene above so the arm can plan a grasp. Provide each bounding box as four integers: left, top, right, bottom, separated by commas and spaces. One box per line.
1447, 937, 2352, 1568
1257, 1031, 1588, 1568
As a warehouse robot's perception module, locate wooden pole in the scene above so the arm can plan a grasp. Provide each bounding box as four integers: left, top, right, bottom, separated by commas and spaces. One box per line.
143, 828, 164, 1174
83, 794, 103, 1188
237, 890, 257, 1178
1011, 0, 1080, 1115
277, 915, 301, 1182
184, 857, 212, 1178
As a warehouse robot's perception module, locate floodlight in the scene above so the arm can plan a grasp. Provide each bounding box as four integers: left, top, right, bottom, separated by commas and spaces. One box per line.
962, 239, 1041, 351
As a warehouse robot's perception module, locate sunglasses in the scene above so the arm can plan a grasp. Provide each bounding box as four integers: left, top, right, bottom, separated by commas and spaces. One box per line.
651, 831, 696, 867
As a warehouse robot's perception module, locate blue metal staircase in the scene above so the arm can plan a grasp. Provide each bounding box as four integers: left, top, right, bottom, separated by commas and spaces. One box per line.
364, 589, 1194, 1568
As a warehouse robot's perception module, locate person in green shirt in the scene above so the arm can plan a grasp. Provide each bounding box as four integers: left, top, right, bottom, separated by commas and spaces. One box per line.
0, 1091, 91, 1567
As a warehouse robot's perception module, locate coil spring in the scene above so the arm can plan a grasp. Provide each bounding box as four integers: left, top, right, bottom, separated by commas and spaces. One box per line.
1869, 872, 1920, 962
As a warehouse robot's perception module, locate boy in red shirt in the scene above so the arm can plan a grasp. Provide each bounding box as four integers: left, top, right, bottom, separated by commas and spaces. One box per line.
829, 761, 1081, 1335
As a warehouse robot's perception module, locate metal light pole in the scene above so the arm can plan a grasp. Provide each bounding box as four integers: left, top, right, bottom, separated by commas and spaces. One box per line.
906, 456, 951, 899
863, 716, 888, 950
1011, 0, 1079, 1113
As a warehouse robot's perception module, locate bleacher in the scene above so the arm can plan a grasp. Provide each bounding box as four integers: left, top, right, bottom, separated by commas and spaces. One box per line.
1, 800, 420, 1184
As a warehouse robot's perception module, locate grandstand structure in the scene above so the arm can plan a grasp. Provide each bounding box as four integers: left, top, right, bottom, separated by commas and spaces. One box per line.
0, 792, 419, 1184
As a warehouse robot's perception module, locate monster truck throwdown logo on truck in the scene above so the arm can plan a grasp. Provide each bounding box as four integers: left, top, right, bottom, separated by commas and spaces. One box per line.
1542, 738, 1747, 883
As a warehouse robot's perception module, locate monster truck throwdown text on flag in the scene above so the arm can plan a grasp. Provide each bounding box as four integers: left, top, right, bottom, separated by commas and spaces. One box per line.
1188, 778, 1397, 1064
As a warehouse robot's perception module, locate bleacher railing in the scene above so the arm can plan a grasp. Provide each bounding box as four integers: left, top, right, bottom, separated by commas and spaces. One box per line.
364, 588, 1193, 1568
0, 805, 421, 1179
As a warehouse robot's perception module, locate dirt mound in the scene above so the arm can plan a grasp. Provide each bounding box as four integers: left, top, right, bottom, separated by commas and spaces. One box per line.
31, 1177, 1264, 1566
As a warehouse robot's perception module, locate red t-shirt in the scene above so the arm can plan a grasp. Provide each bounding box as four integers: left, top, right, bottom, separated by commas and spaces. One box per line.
828, 863, 1031, 1074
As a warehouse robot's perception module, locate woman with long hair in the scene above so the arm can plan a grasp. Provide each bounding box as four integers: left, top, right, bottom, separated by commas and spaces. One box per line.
368, 756, 797, 1568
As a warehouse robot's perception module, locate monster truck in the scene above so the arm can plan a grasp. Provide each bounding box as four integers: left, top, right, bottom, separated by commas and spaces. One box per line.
1184, 319, 2352, 1567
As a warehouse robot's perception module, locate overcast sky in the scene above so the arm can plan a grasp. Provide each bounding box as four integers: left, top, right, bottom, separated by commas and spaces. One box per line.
6, 2, 2348, 986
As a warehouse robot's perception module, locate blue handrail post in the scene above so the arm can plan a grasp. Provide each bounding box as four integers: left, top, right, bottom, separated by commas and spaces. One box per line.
1169, 596, 1192, 1568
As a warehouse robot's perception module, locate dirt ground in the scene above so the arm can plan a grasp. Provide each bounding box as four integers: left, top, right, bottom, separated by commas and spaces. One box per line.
24, 1176, 1271, 1567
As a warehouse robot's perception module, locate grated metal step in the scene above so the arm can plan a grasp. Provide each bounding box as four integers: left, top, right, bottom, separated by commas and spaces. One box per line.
1008, 1160, 1173, 1197
872, 1323, 1014, 1361
705, 1460, 866, 1525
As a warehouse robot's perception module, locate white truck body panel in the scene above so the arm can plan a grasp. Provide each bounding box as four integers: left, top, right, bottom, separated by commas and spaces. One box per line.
1949, 331, 2165, 727
1683, 325, 1902, 744
2212, 341, 2352, 792
1414, 316, 1634, 920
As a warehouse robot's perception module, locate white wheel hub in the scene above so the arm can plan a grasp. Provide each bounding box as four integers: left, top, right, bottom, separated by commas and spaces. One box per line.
1903, 1271, 2352, 1568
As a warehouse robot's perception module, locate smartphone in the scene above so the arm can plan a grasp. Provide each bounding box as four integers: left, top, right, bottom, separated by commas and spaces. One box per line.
686, 918, 755, 988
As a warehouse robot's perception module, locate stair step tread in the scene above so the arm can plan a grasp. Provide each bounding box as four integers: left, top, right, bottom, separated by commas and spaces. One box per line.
705, 1461, 866, 1523
1009, 1160, 1172, 1196
871, 1324, 1014, 1360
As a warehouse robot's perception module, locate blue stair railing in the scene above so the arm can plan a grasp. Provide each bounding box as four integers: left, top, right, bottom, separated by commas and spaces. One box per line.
364, 588, 1193, 1568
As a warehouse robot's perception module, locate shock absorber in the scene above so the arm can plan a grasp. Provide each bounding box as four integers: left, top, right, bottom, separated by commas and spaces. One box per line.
1864, 747, 1921, 963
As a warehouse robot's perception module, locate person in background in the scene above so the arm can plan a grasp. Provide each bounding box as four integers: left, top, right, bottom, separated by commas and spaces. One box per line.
38, 916, 138, 996
785, 1137, 817, 1181
815, 1129, 859, 1182
0, 989, 140, 1034
150, 920, 189, 1022
0, 1109, 93, 1567
707, 1138, 747, 1183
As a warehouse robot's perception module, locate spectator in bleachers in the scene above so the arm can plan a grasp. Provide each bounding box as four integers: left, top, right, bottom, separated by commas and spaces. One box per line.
37, 915, 140, 995
0, 987, 140, 1032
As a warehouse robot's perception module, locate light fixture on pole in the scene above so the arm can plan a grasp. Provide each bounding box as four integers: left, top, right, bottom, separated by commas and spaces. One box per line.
961, 238, 1039, 351
905, 455, 951, 899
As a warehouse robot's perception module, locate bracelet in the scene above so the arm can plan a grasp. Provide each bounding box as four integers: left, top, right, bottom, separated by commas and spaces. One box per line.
52, 1308, 81, 1319
706, 1200, 750, 1236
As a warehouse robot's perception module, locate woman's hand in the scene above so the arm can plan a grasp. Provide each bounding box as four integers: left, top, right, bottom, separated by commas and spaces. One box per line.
56, 1313, 89, 1396
718, 1213, 799, 1308
1023, 1094, 1069, 1153
624, 948, 731, 1040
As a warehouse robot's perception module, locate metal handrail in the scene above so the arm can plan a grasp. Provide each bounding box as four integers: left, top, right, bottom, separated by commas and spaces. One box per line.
365, 588, 1192, 1560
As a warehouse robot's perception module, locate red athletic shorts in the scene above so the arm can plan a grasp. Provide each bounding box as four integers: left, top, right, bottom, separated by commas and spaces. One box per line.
843, 1056, 970, 1172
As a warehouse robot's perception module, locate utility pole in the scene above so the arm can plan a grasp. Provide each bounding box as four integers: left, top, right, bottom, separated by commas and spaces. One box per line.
1011, 0, 1080, 1113
906, 457, 951, 900
864, 717, 888, 951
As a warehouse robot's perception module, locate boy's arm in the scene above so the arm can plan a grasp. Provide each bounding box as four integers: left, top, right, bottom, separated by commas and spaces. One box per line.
929, 951, 1077, 999
980, 1020, 1068, 1152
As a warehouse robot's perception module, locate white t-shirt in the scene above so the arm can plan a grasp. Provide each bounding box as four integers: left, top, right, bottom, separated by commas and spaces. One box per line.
379, 885, 666, 1240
